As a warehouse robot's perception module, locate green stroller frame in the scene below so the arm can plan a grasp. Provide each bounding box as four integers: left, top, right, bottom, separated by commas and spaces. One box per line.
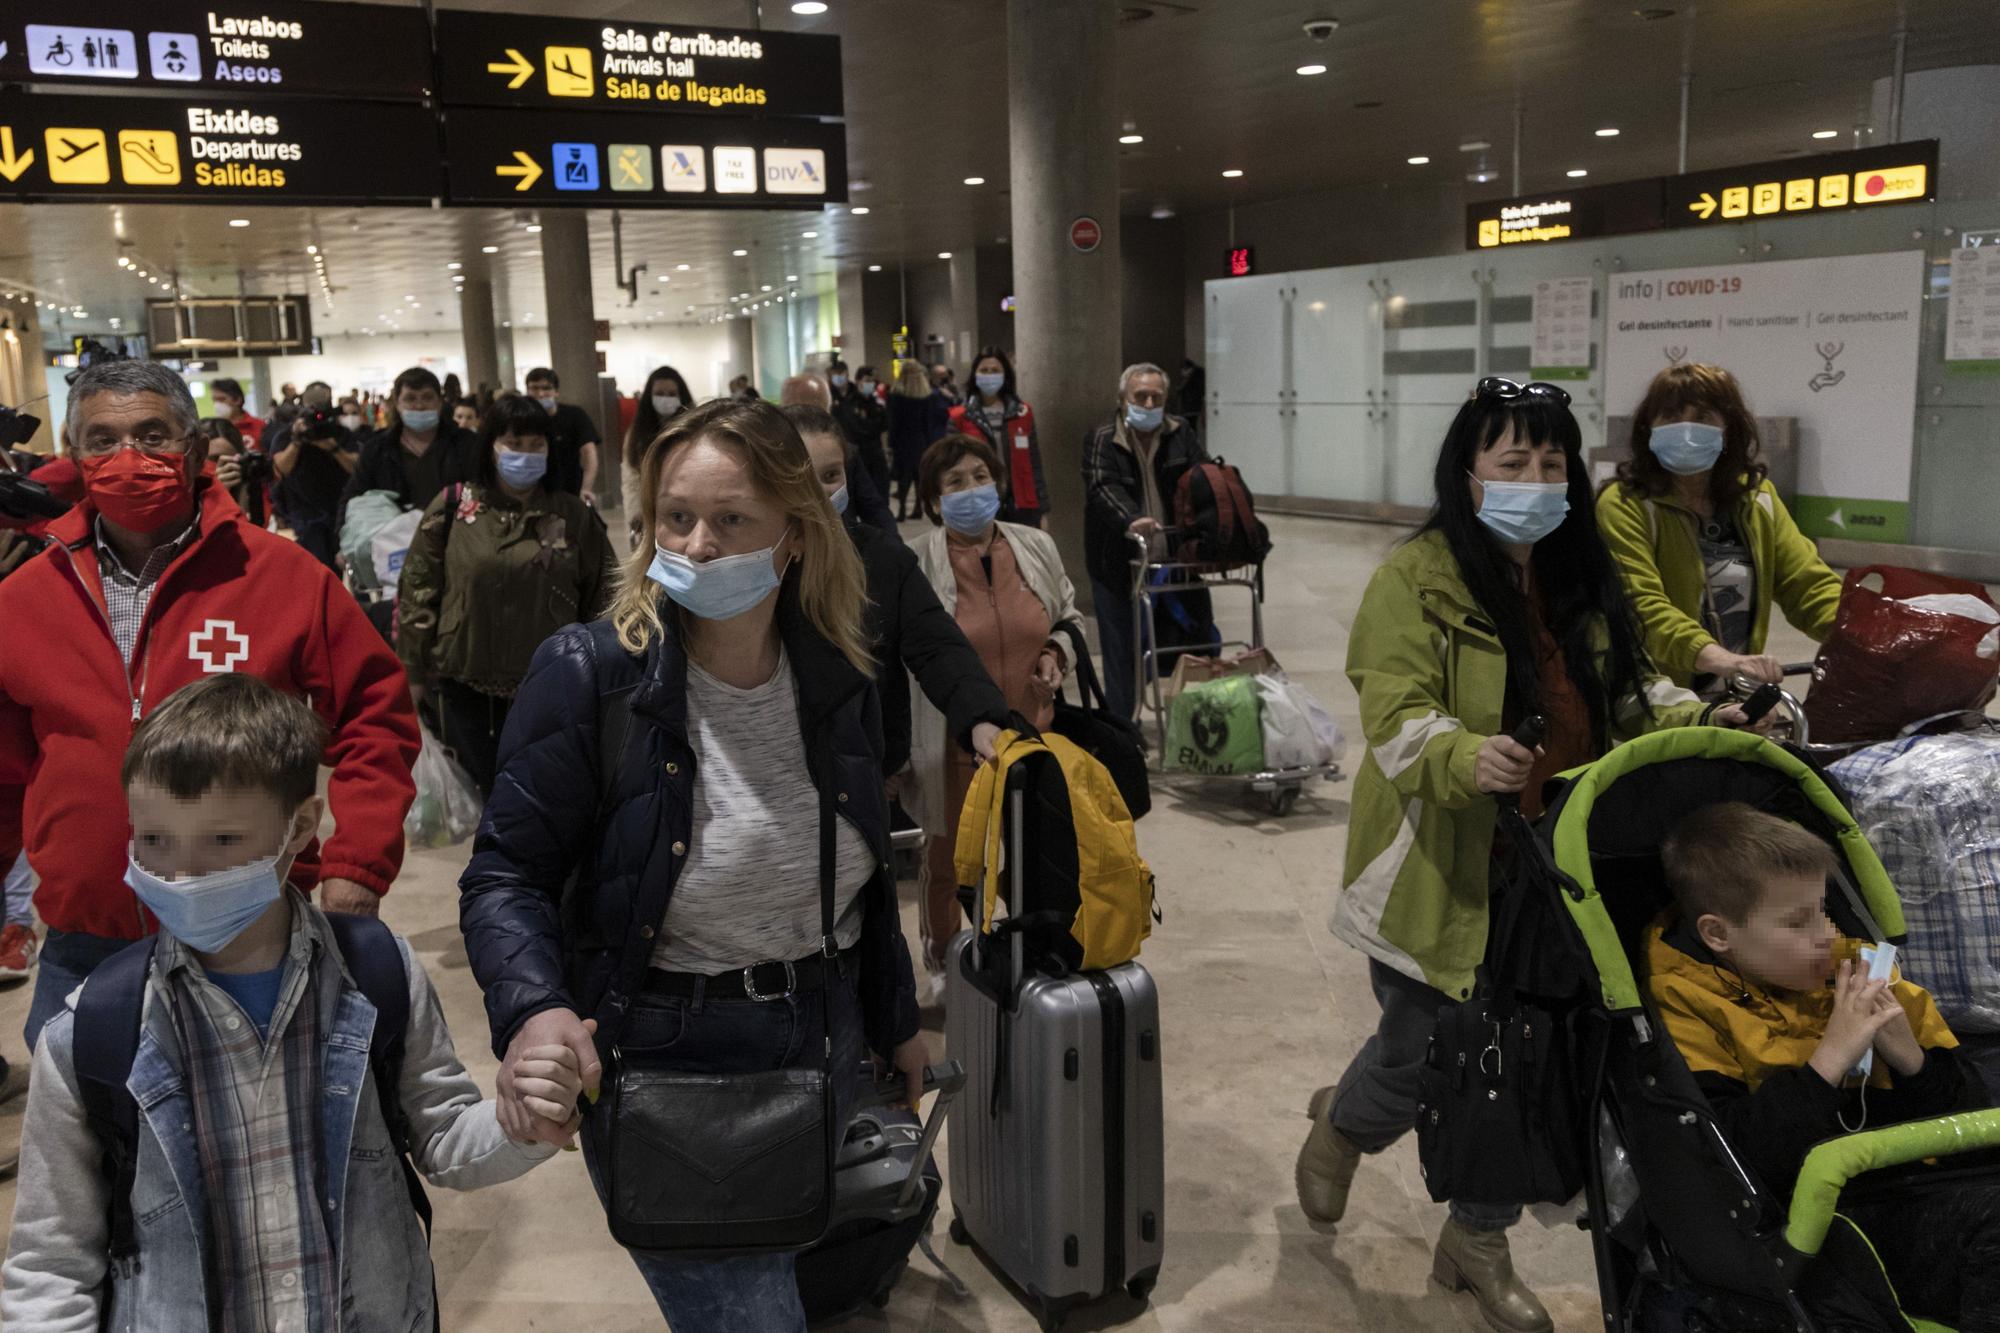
1522, 727, 2000, 1333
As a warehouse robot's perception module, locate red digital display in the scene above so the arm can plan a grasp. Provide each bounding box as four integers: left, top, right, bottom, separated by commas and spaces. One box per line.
1227, 246, 1255, 277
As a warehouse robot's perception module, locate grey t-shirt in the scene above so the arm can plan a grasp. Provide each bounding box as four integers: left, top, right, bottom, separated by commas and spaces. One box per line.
651, 649, 874, 974
1698, 511, 1755, 655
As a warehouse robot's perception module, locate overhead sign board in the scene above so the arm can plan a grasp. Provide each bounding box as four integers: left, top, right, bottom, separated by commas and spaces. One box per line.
0, 93, 437, 203
1, 0, 433, 101
434, 11, 843, 119
439, 107, 846, 207
1467, 141, 1940, 249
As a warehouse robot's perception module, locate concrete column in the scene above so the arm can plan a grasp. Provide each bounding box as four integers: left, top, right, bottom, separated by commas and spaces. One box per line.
1007, 0, 1120, 583
948, 250, 981, 368
6, 299, 52, 454
726, 315, 756, 393
1870, 65, 2000, 200
495, 319, 517, 392
458, 277, 501, 399
835, 267, 869, 369
248, 358, 275, 419
537, 212, 599, 417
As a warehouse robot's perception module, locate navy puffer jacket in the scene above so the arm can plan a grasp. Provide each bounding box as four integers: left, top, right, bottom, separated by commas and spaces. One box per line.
459, 578, 922, 1063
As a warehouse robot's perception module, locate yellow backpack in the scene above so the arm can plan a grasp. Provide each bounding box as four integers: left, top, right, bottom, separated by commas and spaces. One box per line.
952, 728, 1156, 970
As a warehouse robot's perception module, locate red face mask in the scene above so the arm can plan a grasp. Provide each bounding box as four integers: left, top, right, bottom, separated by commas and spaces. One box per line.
79, 448, 195, 533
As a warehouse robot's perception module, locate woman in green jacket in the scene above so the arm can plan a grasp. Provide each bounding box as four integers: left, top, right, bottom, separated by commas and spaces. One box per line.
1596, 362, 1842, 691
1293, 378, 1763, 1333
397, 394, 620, 795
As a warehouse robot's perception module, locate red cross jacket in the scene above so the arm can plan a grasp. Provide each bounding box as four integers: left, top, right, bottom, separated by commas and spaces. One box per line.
0, 482, 419, 940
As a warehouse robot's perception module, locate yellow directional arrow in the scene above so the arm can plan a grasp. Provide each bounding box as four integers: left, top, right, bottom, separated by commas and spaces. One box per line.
1689, 191, 1718, 220
487, 48, 534, 89
0, 127, 34, 183
496, 150, 542, 192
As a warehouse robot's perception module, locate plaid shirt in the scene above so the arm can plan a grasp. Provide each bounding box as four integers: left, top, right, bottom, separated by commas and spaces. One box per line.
157, 894, 340, 1333
94, 511, 200, 665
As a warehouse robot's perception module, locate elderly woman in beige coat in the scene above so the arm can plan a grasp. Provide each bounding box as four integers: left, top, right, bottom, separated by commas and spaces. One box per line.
905, 432, 1082, 990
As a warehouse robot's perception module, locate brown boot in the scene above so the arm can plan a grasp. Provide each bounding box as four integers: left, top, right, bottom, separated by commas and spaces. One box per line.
1293, 1086, 1363, 1223
1430, 1218, 1553, 1333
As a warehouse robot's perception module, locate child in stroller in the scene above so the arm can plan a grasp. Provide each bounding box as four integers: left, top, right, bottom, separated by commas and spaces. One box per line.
1648, 801, 1999, 1329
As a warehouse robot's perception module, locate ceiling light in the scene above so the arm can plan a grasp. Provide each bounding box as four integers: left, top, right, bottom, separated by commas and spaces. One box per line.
447, 262, 462, 270
732, 248, 748, 256
1296, 64, 1327, 76
525, 223, 543, 233
964, 176, 985, 186
1221, 169, 1244, 178
137, 269, 148, 277
405, 293, 416, 300
850, 206, 869, 215
1407, 155, 1430, 165
792, 2, 828, 13
228, 218, 249, 227
937, 251, 953, 260
305, 245, 318, 255
786, 273, 798, 281
658, 274, 671, 282
1459, 139, 1492, 153
761, 284, 772, 291
1149, 204, 1175, 219
1813, 129, 1839, 139
1567, 168, 1589, 177
1595, 127, 1621, 137
481, 245, 499, 253
868, 264, 882, 272
1118, 133, 1144, 145
117, 257, 130, 267
801, 230, 818, 239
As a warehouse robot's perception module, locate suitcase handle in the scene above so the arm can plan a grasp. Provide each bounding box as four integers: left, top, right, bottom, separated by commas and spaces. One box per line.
852, 1060, 965, 1212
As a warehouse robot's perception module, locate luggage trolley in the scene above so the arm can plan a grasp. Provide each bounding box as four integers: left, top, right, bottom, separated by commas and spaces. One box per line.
1129, 531, 1340, 815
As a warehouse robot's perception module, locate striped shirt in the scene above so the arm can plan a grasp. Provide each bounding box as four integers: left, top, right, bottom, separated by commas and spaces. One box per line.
93, 513, 199, 665
157, 894, 339, 1333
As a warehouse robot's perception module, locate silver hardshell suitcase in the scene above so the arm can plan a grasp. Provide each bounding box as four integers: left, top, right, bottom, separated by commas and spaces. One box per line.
943, 769, 1165, 1333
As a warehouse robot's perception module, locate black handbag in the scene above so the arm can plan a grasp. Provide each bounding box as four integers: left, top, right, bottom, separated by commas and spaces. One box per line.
593, 764, 841, 1253
1045, 621, 1151, 819
1413, 806, 1587, 1208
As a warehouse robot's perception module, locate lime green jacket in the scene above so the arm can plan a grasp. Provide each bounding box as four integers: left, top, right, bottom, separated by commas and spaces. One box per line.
1333, 530, 1706, 1000
1596, 479, 1842, 687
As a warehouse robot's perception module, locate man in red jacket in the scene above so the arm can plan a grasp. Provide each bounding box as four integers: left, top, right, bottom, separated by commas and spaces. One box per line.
0, 359, 419, 1048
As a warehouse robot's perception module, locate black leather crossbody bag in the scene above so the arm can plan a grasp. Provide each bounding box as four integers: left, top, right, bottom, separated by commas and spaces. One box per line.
596, 763, 841, 1253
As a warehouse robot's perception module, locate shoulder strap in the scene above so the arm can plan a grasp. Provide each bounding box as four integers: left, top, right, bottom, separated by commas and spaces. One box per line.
73, 937, 159, 1279
323, 912, 432, 1240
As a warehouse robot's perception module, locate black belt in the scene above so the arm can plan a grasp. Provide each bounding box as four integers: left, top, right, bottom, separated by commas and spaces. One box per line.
642, 948, 855, 1002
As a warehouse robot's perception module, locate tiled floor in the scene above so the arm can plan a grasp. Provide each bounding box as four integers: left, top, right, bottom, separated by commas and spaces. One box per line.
0, 513, 1830, 1331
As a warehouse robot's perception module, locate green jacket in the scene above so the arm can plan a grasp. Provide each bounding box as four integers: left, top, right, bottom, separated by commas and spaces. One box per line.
1596, 478, 1842, 687
395, 482, 620, 695
1333, 530, 1707, 1000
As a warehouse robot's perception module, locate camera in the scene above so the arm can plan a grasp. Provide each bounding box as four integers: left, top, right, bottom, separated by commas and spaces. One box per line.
0, 405, 64, 523
1303, 17, 1339, 40
236, 449, 277, 487
64, 338, 127, 386
298, 406, 343, 442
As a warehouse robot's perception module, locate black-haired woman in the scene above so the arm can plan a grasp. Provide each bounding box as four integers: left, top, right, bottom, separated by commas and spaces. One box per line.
619, 364, 693, 547
1294, 378, 1765, 1333
396, 395, 619, 795
946, 345, 1047, 528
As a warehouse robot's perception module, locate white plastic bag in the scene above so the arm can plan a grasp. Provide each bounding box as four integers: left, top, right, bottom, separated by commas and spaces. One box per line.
404, 722, 483, 849
370, 507, 425, 590
1254, 674, 1342, 769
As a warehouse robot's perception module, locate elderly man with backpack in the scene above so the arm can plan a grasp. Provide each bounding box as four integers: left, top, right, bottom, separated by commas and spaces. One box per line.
1082, 363, 1215, 720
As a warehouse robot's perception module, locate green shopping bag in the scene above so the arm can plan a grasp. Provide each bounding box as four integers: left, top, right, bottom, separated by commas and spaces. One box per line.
1164, 674, 1266, 774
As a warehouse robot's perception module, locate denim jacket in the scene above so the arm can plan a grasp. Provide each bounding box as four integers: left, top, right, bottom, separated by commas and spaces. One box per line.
1, 907, 557, 1332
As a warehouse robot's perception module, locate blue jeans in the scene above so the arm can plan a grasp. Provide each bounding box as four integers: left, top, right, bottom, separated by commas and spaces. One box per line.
4, 851, 33, 927
25, 927, 134, 1051
1092, 576, 1139, 722
582, 966, 869, 1332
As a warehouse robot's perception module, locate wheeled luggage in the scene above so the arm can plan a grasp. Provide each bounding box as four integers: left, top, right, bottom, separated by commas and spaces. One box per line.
797, 1061, 965, 1323
943, 768, 1165, 1333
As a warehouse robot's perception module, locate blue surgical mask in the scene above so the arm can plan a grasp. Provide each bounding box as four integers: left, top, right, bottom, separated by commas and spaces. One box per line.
535, 394, 559, 415
830, 374, 848, 390
647, 538, 788, 621
857, 379, 875, 395
940, 483, 1001, 535
830, 484, 850, 515
1649, 421, 1726, 476
1126, 402, 1164, 433
495, 449, 548, 488
126, 844, 287, 953
1471, 474, 1571, 546
651, 392, 682, 417
401, 409, 440, 432
975, 372, 1005, 398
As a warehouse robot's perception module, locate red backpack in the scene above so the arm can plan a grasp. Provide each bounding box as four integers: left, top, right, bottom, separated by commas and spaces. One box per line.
1173, 458, 1272, 573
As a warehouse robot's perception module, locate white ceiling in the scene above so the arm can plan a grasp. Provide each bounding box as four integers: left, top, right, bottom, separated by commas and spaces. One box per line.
1, 0, 1991, 342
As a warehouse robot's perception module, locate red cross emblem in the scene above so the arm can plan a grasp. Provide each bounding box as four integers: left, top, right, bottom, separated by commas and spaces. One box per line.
187, 619, 250, 674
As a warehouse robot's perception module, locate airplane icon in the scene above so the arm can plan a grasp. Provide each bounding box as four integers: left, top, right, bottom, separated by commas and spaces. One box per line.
44, 126, 109, 183
543, 45, 593, 97
58, 135, 96, 162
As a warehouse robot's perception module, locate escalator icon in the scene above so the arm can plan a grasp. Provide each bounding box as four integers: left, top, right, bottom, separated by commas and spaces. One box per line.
117, 129, 180, 185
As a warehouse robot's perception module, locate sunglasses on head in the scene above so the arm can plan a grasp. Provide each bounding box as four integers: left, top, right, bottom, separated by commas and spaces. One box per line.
1474, 377, 1572, 407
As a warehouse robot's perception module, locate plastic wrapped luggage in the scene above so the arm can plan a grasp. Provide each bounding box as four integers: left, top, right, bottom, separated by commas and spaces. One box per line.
943, 767, 1165, 1333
